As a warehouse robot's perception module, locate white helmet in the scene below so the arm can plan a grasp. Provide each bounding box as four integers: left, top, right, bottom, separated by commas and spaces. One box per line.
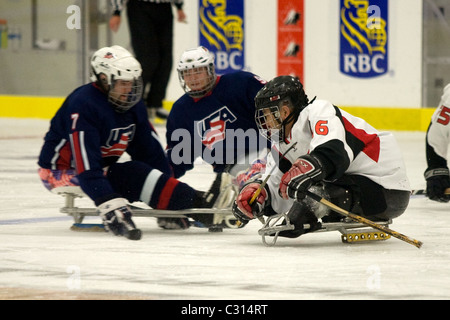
90, 45, 143, 112
177, 46, 216, 98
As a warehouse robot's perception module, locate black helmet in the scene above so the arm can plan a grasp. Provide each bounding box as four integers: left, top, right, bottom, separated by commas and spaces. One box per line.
254, 76, 309, 142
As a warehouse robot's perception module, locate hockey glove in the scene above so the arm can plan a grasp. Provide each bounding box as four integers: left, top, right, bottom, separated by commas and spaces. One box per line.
98, 198, 142, 240
233, 181, 268, 223
279, 155, 325, 201
424, 168, 450, 203
234, 158, 266, 188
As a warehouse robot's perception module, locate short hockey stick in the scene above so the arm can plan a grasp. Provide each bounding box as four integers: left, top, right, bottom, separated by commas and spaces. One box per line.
249, 142, 298, 205
306, 191, 423, 249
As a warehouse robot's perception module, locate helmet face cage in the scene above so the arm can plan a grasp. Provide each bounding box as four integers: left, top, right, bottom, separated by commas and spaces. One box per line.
177, 46, 216, 98
108, 76, 143, 113
254, 75, 309, 142
255, 104, 284, 142
178, 65, 216, 98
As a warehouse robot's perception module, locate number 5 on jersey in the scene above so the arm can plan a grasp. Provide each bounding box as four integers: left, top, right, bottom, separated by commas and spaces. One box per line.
437, 106, 450, 125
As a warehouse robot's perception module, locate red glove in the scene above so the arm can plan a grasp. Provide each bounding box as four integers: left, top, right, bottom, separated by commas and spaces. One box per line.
279, 155, 324, 200
235, 158, 266, 188
233, 182, 267, 221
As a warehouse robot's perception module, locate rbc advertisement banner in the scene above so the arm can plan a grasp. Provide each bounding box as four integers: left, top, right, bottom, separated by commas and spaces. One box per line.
340, 0, 388, 78
199, 0, 244, 74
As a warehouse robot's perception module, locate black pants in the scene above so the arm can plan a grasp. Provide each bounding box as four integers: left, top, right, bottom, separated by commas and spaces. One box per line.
127, 1, 173, 109
326, 175, 410, 221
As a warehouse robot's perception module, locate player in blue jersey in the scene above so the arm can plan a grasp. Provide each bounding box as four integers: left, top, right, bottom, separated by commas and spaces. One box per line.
38, 45, 221, 240
167, 46, 270, 180
163, 46, 270, 228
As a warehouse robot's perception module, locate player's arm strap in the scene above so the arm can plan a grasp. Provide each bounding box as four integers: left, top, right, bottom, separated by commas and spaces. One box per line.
424, 167, 450, 180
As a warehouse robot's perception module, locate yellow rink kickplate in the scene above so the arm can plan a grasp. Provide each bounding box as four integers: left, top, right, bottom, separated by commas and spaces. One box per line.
341, 229, 391, 243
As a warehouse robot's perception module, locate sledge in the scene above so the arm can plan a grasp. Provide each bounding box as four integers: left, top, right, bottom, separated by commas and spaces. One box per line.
52, 182, 240, 233
258, 212, 392, 246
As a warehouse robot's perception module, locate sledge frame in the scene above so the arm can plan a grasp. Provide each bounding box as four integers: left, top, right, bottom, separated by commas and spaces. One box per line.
53, 186, 239, 230
258, 212, 392, 246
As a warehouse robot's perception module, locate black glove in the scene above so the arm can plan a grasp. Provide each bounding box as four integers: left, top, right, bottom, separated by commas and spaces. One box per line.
98, 198, 142, 240
232, 202, 250, 225
425, 168, 450, 203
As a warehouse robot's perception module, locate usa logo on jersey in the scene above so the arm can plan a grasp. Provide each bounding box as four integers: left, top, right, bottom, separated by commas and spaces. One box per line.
101, 124, 136, 158
196, 106, 237, 150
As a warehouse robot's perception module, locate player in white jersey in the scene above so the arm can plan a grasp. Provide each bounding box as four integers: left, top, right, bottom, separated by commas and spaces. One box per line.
232, 76, 410, 238
424, 83, 450, 202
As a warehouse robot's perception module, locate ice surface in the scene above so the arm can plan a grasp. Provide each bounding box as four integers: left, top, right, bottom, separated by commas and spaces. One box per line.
0, 118, 449, 300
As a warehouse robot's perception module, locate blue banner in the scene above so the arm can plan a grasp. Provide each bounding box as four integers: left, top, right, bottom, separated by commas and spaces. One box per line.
340, 0, 388, 78
199, 0, 244, 74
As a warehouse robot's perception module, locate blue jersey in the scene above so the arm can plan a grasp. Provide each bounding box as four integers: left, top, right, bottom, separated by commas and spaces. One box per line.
38, 83, 171, 203
166, 71, 270, 178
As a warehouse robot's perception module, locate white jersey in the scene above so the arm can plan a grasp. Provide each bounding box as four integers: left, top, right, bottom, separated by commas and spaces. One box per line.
263, 99, 410, 214
426, 84, 450, 169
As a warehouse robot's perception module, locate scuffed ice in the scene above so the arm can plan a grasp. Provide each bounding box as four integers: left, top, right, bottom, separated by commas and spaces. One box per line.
0, 119, 449, 300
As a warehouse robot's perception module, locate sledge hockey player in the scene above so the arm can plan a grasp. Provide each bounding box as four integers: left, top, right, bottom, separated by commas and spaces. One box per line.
232, 75, 411, 238
424, 83, 450, 203
38, 45, 224, 240
163, 46, 270, 228
166, 46, 270, 180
